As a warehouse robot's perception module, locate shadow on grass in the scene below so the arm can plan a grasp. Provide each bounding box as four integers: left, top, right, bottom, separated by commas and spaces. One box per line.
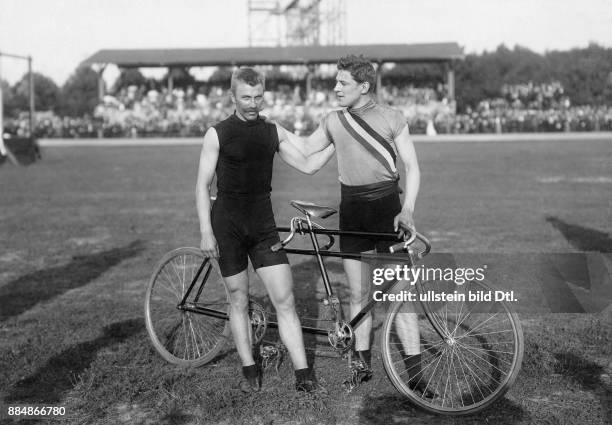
357, 393, 529, 424
553, 351, 611, 424
546, 216, 612, 252
5, 318, 144, 404
554, 351, 605, 390
0, 240, 145, 322
158, 406, 194, 425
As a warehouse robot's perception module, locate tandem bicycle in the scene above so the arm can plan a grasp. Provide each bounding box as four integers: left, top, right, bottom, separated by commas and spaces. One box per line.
144, 200, 524, 416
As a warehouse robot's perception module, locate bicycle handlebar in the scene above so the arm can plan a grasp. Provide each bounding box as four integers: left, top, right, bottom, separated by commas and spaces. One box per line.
389, 231, 431, 259
273, 216, 430, 260
389, 231, 417, 252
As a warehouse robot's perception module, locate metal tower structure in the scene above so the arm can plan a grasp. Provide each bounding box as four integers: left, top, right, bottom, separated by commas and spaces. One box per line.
247, 0, 346, 47
317, 0, 346, 46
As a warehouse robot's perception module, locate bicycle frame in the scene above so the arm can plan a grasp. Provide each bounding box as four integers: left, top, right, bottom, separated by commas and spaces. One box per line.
178, 215, 436, 341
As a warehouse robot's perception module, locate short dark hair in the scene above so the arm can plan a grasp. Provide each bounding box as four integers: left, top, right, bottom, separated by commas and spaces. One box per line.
337, 55, 376, 93
231, 67, 265, 92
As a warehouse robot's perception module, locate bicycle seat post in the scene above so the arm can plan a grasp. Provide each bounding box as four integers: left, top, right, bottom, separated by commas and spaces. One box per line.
304, 214, 334, 298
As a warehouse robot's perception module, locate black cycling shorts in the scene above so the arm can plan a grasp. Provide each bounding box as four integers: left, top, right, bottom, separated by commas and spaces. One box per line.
339, 192, 402, 253
211, 196, 288, 277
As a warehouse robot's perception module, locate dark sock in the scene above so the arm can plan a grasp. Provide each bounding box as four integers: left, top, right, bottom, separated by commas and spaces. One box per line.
357, 350, 372, 368
242, 364, 258, 379
404, 353, 422, 380
294, 367, 310, 382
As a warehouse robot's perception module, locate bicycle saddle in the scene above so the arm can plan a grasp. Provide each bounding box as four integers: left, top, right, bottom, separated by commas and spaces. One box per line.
290, 200, 337, 219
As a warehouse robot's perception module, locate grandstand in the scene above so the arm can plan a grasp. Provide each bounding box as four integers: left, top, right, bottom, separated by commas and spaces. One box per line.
76, 43, 464, 138
82, 43, 464, 103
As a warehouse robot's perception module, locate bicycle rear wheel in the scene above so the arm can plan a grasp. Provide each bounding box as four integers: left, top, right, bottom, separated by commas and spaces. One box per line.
381, 279, 524, 415
145, 247, 230, 366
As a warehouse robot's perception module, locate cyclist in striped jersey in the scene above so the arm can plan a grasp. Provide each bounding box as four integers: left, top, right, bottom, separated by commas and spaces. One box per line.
282, 55, 426, 392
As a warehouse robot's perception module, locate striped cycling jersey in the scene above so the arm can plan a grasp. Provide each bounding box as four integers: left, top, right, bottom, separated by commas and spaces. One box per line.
320, 99, 408, 186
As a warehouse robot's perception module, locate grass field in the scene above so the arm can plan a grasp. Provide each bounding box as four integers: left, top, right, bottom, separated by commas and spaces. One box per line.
1, 138, 611, 424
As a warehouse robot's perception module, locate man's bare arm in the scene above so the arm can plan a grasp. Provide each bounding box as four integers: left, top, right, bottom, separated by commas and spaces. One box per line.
276, 124, 335, 174
280, 125, 332, 157
394, 126, 421, 238
195, 127, 220, 257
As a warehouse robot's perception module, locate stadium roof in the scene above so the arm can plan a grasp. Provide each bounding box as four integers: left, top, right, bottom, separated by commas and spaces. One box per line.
82, 43, 464, 68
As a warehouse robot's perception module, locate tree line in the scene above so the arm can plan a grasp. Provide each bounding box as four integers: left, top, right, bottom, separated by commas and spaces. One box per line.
2, 43, 611, 118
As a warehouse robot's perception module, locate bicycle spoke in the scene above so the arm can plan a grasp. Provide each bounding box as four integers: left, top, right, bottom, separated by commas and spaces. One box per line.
455, 344, 487, 400
428, 311, 452, 337
161, 267, 181, 300
442, 347, 452, 407
458, 312, 503, 339
176, 257, 186, 298
193, 316, 214, 355
180, 256, 186, 298
153, 282, 180, 302
424, 344, 448, 394
181, 315, 189, 359
169, 260, 183, 292
391, 344, 448, 374
443, 296, 451, 336
458, 325, 515, 338
389, 338, 447, 358
187, 314, 201, 359
454, 343, 505, 384
458, 346, 499, 397
452, 305, 474, 337
451, 296, 467, 338
450, 347, 462, 408
455, 343, 516, 360
456, 344, 476, 406
458, 334, 514, 344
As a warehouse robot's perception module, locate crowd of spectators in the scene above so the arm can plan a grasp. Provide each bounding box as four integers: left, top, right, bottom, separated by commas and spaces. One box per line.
439, 103, 612, 134
439, 81, 612, 134
3, 80, 612, 138
3, 112, 98, 139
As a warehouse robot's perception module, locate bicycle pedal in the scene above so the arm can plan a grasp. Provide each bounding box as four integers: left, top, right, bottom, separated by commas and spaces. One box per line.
343, 378, 358, 393
260, 343, 286, 373
349, 359, 369, 372
259, 345, 279, 370
350, 360, 373, 381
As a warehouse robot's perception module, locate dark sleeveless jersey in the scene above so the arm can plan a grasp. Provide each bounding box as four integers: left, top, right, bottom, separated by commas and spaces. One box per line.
213, 113, 280, 198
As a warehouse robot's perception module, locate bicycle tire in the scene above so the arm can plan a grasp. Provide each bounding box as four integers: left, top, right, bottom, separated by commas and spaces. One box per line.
145, 247, 230, 366
380, 278, 524, 415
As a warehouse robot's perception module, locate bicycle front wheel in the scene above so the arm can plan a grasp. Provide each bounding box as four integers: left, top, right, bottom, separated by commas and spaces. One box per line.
145, 247, 230, 366
381, 279, 524, 415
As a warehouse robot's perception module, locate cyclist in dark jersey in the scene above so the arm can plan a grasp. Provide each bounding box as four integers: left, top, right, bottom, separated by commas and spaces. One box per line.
196, 68, 334, 393
281, 55, 426, 392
